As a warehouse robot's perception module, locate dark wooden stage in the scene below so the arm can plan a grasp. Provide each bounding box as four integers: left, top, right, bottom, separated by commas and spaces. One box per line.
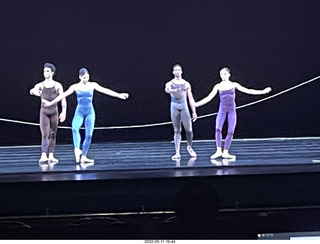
1, 137, 320, 239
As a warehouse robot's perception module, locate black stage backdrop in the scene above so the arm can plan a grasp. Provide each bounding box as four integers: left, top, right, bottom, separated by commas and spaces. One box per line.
1, 0, 320, 145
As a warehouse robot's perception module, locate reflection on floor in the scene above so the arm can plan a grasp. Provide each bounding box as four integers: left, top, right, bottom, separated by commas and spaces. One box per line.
0, 137, 320, 179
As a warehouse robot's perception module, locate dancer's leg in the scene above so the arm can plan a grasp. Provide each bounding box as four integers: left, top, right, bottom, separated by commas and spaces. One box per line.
71, 110, 84, 162
39, 110, 50, 162
171, 108, 182, 159
210, 110, 226, 159
80, 111, 95, 164
215, 129, 222, 148
222, 111, 237, 159
181, 108, 196, 157
48, 110, 59, 163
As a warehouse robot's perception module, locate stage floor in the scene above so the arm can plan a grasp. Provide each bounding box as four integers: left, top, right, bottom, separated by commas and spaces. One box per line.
0, 137, 320, 182
2, 137, 320, 226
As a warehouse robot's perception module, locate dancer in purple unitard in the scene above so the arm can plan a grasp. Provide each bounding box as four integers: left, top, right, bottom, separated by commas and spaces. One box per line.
195, 67, 271, 159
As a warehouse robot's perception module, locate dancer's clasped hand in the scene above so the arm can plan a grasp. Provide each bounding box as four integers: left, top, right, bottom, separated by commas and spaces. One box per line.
42, 99, 52, 107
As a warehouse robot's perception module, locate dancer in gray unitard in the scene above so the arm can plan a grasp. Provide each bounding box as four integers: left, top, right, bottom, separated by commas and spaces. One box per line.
196, 67, 271, 159
30, 63, 67, 164
165, 64, 197, 160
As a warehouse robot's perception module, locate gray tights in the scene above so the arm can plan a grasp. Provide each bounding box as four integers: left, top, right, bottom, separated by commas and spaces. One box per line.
171, 108, 193, 151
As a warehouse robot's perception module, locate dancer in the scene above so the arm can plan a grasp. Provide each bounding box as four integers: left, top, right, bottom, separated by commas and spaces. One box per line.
42, 67, 129, 164
165, 64, 197, 160
195, 67, 271, 159
29, 62, 67, 164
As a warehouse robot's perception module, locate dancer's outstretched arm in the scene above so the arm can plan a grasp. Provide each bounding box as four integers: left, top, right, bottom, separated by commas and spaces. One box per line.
42, 85, 76, 107
195, 84, 219, 107
234, 82, 272, 95
92, 82, 129, 100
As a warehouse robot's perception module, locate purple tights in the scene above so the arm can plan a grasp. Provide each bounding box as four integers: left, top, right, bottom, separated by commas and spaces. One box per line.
215, 110, 237, 150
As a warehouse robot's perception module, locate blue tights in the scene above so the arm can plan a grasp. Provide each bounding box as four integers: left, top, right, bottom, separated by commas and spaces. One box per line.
71, 109, 95, 156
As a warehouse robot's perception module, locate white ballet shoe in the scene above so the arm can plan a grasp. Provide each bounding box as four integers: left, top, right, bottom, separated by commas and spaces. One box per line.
38, 154, 49, 163
222, 150, 236, 159
48, 153, 59, 164
79, 162, 94, 169
210, 150, 222, 159
171, 153, 181, 160
80, 155, 94, 164
48, 157, 59, 165
74, 148, 82, 163
186, 146, 197, 157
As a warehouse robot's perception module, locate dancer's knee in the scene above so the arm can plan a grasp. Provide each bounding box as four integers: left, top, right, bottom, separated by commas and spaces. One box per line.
72, 127, 80, 135
49, 130, 56, 139
42, 134, 49, 140
186, 131, 193, 138
84, 134, 92, 143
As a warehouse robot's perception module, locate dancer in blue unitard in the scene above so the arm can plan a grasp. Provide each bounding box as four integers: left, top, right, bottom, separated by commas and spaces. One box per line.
42, 68, 129, 164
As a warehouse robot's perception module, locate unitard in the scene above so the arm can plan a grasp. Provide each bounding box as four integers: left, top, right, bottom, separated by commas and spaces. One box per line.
215, 88, 237, 150
40, 83, 59, 153
170, 81, 193, 147
72, 89, 95, 156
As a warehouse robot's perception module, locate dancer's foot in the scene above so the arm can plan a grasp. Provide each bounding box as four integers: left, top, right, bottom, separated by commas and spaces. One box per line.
48, 157, 59, 165
187, 146, 197, 157
171, 153, 181, 160
79, 162, 94, 168
74, 148, 82, 163
38, 153, 49, 163
80, 155, 94, 164
210, 149, 222, 159
48, 154, 59, 164
222, 150, 236, 159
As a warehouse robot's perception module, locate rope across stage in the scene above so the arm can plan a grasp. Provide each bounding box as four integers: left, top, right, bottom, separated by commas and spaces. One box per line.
1, 74, 320, 129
